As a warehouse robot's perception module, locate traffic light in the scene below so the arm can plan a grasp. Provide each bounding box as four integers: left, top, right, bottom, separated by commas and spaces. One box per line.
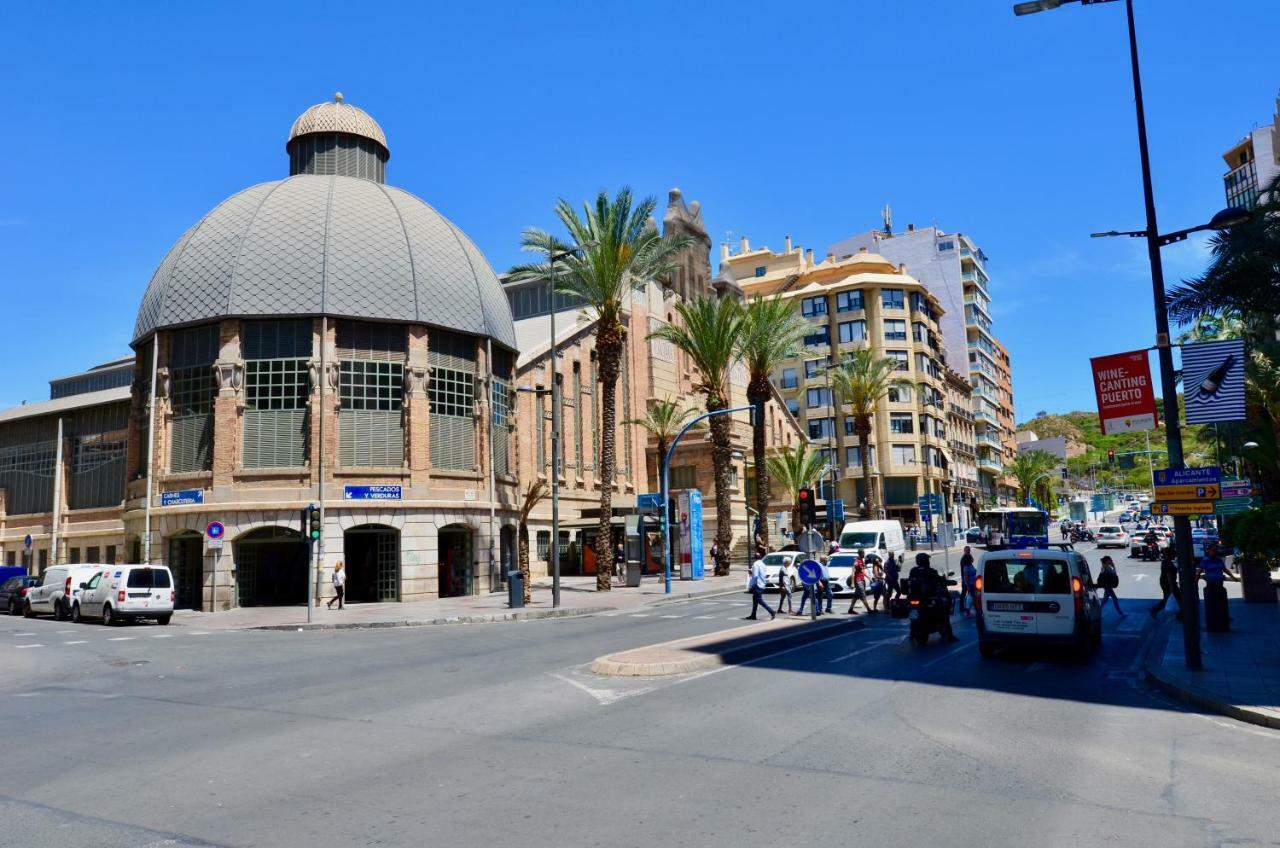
797, 487, 816, 527
307, 505, 322, 542
1060, 467, 1068, 480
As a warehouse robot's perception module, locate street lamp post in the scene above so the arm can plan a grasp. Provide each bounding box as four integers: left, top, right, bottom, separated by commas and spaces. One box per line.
1014, 0, 1250, 672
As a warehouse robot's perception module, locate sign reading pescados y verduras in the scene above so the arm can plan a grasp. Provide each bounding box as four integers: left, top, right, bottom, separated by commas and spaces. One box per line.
1090, 350, 1158, 435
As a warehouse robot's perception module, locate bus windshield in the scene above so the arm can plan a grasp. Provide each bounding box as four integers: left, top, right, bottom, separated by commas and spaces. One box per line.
1008, 512, 1048, 538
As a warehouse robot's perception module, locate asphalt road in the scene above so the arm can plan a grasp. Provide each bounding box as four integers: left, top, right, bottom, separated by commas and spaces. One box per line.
1, 540, 1276, 848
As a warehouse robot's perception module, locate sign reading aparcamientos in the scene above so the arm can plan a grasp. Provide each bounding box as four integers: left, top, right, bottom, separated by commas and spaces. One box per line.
1090, 350, 1158, 435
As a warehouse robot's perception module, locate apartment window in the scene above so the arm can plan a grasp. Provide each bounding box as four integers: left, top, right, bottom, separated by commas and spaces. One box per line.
492, 348, 514, 477
886, 350, 909, 371
804, 359, 825, 379
808, 417, 835, 439
242, 319, 311, 469
887, 385, 912, 403
780, 367, 798, 389
937, 240, 955, 252
838, 320, 866, 343
844, 416, 855, 436
912, 322, 928, 342
845, 445, 873, 467
670, 465, 698, 489
882, 288, 904, 310
537, 530, 551, 561
754, 266, 767, 277
891, 444, 916, 465
910, 292, 935, 319
836, 291, 864, 312
803, 326, 829, 347
890, 412, 914, 434
933, 418, 947, 438
785, 397, 800, 417
801, 296, 827, 317
817, 448, 836, 466
806, 387, 832, 408
884, 319, 907, 341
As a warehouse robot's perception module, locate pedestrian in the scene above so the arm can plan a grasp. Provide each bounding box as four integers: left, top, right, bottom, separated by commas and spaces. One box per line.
959, 546, 977, 616
989, 528, 1004, 550
883, 551, 901, 602
1150, 546, 1180, 619
754, 530, 767, 560
867, 554, 886, 612
1097, 555, 1124, 616
1198, 543, 1238, 585
820, 554, 835, 615
846, 549, 873, 615
746, 559, 776, 620
795, 564, 819, 616
777, 559, 796, 614
710, 539, 722, 574
615, 540, 626, 579
327, 560, 346, 610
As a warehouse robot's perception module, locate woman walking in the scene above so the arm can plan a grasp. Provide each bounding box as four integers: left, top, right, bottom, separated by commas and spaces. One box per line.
867, 555, 886, 612
777, 559, 796, 614
1150, 546, 1180, 619
327, 561, 346, 610
1097, 555, 1124, 617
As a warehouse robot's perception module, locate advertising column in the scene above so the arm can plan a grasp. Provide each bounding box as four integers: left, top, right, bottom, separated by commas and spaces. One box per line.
677, 489, 705, 581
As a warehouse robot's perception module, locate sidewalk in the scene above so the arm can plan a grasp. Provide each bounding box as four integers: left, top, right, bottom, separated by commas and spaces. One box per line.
169, 572, 748, 632
1145, 598, 1280, 730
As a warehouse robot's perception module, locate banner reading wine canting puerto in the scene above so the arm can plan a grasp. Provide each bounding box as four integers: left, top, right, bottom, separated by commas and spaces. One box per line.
1090, 350, 1158, 435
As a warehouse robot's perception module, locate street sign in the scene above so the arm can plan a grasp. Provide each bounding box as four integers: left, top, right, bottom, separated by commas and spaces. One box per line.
917, 493, 942, 513
1215, 496, 1260, 515
1153, 484, 1221, 501
1152, 467, 1220, 487
160, 489, 204, 507
797, 529, 824, 555
637, 493, 662, 513
343, 485, 402, 501
1219, 485, 1257, 498
205, 521, 225, 540
797, 559, 822, 585
23, 534, 32, 550
206, 538, 224, 550
1152, 500, 1215, 516
1090, 494, 1105, 513
829, 498, 845, 525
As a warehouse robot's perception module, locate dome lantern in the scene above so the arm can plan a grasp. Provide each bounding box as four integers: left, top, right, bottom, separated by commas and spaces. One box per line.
286, 93, 390, 183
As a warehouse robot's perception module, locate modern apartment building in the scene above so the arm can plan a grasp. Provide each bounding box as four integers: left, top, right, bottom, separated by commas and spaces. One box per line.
1221, 94, 1279, 210
830, 223, 1017, 506
727, 239, 948, 527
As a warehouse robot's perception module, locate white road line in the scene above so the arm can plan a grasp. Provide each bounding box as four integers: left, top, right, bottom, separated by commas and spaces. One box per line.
549, 671, 655, 706
188, 631, 211, 635
829, 636, 903, 663
16, 644, 43, 649
629, 614, 651, 618
107, 637, 134, 642
13, 632, 35, 637
63, 640, 88, 645
55, 630, 76, 634
150, 634, 174, 638
922, 641, 969, 669
1133, 574, 1147, 581
659, 615, 683, 619
693, 615, 718, 620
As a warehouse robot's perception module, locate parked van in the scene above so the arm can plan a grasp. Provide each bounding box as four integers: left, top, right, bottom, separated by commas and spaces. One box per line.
975, 548, 1101, 660
837, 520, 906, 559
73, 564, 174, 626
24, 565, 103, 620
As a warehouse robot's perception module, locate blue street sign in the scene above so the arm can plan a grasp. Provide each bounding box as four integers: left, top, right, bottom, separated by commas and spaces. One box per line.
1090, 494, 1105, 513
637, 493, 662, 512
343, 485, 403, 501
205, 521, 225, 540
797, 559, 823, 585
1152, 466, 1220, 487
830, 498, 845, 525
160, 489, 204, 507
23, 534, 32, 550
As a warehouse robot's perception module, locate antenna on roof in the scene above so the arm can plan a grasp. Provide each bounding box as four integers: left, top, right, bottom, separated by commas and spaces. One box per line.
882, 204, 893, 236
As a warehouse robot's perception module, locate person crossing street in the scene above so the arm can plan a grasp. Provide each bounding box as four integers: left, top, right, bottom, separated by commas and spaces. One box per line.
746, 559, 776, 620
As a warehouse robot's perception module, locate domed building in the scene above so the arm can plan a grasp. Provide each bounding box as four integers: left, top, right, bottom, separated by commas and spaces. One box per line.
121, 95, 520, 608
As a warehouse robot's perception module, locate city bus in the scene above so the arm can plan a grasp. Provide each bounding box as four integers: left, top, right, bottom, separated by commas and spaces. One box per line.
975, 507, 1050, 550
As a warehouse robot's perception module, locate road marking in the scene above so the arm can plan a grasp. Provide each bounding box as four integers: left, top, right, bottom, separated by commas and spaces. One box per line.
55, 630, 76, 634
1026, 662, 1049, 673
922, 641, 969, 669
1133, 574, 1147, 581
107, 637, 134, 642
188, 631, 211, 635
549, 671, 655, 706
829, 637, 903, 663
693, 615, 718, 620
659, 615, 683, 619
13, 632, 35, 636
150, 634, 174, 638
16, 644, 43, 649
63, 640, 88, 645
629, 614, 651, 618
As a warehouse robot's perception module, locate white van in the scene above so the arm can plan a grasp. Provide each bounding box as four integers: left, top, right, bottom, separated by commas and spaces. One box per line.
24, 565, 103, 620
73, 564, 175, 626
838, 520, 905, 560
975, 549, 1101, 660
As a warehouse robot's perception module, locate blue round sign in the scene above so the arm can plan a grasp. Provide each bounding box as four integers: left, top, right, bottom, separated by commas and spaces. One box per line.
205, 521, 225, 540
23, 534, 32, 550
797, 559, 823, 586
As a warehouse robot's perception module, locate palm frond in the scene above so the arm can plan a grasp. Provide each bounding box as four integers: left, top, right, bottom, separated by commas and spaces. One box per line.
648, 297, 745, 400
737, 296, 807, 379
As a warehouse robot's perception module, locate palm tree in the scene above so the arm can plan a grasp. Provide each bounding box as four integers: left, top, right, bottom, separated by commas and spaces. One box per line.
516, 480, 549, 604
510, 189, 692, 591
826, 349, 913, 520
628, 398, 700, 476
767, 442, 829, 535
649, 297, 745, 575
1003, 450, 1060, 507
737, 296, 806, 553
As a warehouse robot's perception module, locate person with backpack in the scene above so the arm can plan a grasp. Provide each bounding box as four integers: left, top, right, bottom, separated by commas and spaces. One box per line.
1097, 555, 1124, 617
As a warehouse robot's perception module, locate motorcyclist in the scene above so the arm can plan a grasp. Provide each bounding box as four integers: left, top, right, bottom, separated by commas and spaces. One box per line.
907, 553, 958, 642
1142, 528, 1159, 559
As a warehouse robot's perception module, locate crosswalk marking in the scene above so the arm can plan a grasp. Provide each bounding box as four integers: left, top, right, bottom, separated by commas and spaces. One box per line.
16, 644, 43, 649
660, 615, 683, 619
63, 640, 88, 645
107, 637, 134, 642
693, 615, 718, 620
629, 614, 651, 618
150, 634, 174, 638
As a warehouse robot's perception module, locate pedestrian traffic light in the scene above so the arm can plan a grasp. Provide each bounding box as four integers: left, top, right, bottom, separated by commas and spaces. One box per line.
308, 505, 322, 542
797, 487, 816, 527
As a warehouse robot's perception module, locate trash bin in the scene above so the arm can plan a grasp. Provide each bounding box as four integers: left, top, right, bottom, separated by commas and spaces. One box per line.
626, 560, 642, 588
1203, 582, 1229, 632
507, 570, 524, 609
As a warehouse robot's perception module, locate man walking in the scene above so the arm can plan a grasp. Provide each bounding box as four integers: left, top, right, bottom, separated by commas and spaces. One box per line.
746, 559, 776, 621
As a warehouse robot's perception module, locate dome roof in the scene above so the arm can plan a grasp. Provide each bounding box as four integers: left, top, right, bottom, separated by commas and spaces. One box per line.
133, 174, 515, 349
288, 94, 388, 152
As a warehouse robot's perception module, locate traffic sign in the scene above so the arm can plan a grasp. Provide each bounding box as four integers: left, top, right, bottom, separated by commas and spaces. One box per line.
1215, 496, 1260, 515
829, 498, 845, 525
1219, 485, 1257, 498
797, 559, 822, 585
160, 489, 204, 507
637, 493, 662, 513
1153, 484, 1220, 501
205, 521, 225, 540
206, 538, 224, 550
1152, 466, 1220, 487
797, 529, 824, 555
1152, 500, 1215, 516
23, 534, 32, 550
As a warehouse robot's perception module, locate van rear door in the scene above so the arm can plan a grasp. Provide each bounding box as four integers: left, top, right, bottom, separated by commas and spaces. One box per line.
980, 555, 1041, 636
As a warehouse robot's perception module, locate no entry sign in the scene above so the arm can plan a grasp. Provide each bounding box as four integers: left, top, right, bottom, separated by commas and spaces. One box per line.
1090, 350, 1158, 435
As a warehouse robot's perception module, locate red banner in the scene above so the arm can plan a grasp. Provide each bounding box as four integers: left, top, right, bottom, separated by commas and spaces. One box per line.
1090, 350, 1158, 435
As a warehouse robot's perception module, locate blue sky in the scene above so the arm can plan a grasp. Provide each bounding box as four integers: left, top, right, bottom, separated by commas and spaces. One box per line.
1, 0, 1276, 419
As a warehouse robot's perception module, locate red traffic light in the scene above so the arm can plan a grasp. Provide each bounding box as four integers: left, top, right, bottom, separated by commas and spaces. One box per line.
798, 490, 810, 501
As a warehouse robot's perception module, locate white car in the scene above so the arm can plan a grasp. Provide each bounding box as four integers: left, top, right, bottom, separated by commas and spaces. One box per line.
73, 564, 175, 626
975, 549, 1102, 659
1095, 524, 1129, 549
825, 552, 860, 596
759, 551, 804, 591
24, 565, 102, 620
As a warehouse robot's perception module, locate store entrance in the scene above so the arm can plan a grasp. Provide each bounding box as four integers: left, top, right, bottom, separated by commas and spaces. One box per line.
343, 526, 399, 603
234, 526, 309, 607
438, 525, 473, 598
168, 532, 204, 610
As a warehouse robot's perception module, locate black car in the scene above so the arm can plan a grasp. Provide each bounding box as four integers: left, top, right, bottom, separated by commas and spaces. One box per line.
0, 576, 38, 615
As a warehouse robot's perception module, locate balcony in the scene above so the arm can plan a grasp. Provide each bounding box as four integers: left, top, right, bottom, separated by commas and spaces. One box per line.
978, 457, 1004, 473
974, 408, 999, 427
975, 431, 1001, 447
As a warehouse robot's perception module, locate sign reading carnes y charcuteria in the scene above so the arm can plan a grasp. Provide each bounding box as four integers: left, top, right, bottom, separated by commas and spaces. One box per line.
1090, 350, 1158, 435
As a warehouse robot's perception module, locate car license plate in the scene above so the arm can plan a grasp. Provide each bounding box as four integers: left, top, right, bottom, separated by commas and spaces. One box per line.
908, 610, 919, 620
988, 601, 1024, 612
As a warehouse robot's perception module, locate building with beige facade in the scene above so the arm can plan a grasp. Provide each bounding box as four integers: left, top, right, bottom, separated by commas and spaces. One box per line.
725, 239, 949, 527
944, 367, 978, 529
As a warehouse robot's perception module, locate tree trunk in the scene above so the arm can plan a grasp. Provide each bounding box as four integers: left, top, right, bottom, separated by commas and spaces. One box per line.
856, 415, 874, 520
708, 394, 734, 576
748, 378, 771, 554
594, 325, 623, 591
518, 522, 532, 604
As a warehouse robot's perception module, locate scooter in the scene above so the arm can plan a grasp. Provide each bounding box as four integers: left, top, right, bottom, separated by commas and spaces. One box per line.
907, 575, 959, 646
1140, 540, 1160, 561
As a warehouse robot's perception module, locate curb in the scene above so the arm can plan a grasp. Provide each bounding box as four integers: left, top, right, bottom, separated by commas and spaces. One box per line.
248, 605, 614, 632
1142, 621, 1280, 731
591, 617, 865, 677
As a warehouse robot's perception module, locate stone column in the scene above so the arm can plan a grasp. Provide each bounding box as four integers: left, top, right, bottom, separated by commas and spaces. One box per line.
405, 325, 430, 487
307, 318, 339, 486
211, 320, 243, 488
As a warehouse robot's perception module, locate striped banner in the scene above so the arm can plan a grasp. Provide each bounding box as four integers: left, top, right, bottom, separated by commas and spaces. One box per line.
1182, 339, 1246, 424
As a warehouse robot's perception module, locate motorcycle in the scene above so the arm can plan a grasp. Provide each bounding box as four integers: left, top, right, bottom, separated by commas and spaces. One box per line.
1140, 540, 1160, 561
1070, 528, 1095, 544
907, 575, 959, 646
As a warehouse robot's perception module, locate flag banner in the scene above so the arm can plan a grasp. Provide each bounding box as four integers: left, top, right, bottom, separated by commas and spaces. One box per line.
1090, 350, 1158, 435
1182, 338, 1246, 424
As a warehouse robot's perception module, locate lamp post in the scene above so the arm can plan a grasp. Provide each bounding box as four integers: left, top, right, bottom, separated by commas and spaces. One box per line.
1013, 0, 1251, 672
